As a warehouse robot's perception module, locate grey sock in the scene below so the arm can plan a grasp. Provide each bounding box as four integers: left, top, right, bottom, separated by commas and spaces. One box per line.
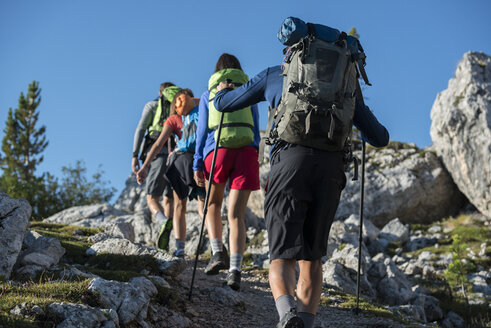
229, 253, 243, 272
210, 238, 223, 255
298, 312, 315, 328
275, 294, 296, 320
176, 240, 185, 250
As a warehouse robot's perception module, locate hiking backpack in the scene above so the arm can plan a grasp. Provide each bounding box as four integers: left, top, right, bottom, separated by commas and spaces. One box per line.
264, 17, 370, 153
176, 106, 199, 153
208, 68, 254, 148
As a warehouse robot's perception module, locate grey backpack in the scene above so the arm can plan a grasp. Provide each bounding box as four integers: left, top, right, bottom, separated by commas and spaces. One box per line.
264, 29, 367, 155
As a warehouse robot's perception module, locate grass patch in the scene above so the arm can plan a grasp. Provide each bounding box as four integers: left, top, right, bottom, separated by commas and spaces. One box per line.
385, 241, 403, 257
0, 278, 98, 328
86, 253, 161, 281
320, 289, 394, 319
30, 222, 102, 265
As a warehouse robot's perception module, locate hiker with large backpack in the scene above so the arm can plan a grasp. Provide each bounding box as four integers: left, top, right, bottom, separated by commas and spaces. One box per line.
131, 83, 181, 251
192, 53, 260, 291
213, 18, 389, 328
136, 89, 205, 258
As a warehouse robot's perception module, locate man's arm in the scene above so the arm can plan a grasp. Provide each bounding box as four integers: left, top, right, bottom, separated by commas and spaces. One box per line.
353, 102, 389, 148
136, 124, 173, 184
132, 100, 157, 173
213, 68, 269, 112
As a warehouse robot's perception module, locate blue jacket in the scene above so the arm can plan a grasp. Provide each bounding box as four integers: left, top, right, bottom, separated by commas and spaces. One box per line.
193, 90, 260, 172
214, 65, 389, 148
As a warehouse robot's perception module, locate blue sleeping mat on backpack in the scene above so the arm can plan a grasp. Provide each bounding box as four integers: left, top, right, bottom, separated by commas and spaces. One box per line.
277, 17, 363, 56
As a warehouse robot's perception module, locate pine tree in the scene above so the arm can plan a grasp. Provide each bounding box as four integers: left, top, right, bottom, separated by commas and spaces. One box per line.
0, 81, 51, 217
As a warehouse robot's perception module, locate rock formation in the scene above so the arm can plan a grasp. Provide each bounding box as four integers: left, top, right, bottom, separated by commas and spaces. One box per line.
430, 51, 491, 217
0, 191, 31, 279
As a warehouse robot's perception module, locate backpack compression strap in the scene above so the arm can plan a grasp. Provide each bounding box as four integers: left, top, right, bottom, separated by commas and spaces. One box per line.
258, 106, 278, 164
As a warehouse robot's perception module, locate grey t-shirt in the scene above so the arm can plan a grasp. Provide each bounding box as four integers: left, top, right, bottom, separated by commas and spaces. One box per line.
132, 99, 168, 158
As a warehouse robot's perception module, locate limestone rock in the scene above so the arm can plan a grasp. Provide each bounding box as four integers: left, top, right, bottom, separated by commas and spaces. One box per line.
430, 51, 491, 217
47, 302, 119, 328
44, 203, 126, 227
114, 174, 147, 212
378, 218, 409, 243
0, 191, 31, 279
86, 237, 186, 277
337, 147, 465, 227
368, 254, 413, 305
88, 277, 157, 325
15, 230, 65, 276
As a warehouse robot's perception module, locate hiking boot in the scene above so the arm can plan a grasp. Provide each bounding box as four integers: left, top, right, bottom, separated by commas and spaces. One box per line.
226, 269, 241, 291
173, 249, 185, 259
276, 309, 304, 328
204, 245, 229, 275
157, 217, 173, 251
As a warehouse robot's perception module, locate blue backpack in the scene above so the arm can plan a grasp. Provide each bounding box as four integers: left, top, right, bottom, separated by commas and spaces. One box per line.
176, 106, 199, 153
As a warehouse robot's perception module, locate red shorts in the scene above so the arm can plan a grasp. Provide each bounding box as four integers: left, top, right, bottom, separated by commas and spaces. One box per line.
204, 146, 260, 190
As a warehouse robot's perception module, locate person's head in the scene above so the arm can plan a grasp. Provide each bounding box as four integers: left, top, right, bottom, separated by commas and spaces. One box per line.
159, 82, 175, 97
214, 53, 242, 73
170, 89, 195, 116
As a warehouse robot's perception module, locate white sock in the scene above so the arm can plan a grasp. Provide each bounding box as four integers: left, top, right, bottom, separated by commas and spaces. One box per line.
155, 211, 166, 224
229, 253, 242, 272
211, 238, 223, 255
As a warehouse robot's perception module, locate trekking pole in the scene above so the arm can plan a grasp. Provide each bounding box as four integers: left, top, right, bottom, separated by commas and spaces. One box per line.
188, 110, 225, 300
355, 140, 366, 313
354, 77, 367, 314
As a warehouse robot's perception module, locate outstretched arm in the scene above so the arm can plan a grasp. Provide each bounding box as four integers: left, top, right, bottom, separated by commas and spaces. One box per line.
136, 124, 173, 184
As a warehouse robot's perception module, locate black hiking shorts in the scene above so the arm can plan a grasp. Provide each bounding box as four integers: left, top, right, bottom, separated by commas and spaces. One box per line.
265, 144, 346, 261
146, 153, 172, 198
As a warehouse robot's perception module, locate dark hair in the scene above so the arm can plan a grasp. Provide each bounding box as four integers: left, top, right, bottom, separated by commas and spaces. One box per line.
160, 82, 175, 92
170, 88, 194, 114
214, 53, 242, 72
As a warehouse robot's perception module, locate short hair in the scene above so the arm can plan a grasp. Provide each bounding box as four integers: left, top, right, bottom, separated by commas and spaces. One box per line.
170, 88, 194, 115
160, 82, 175, 93
214, 53, 242, 73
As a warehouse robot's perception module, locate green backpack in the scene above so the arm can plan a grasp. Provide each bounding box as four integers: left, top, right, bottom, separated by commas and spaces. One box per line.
148, 86, 182, 137
208, 68, 254, 148
265, 32, 360, 152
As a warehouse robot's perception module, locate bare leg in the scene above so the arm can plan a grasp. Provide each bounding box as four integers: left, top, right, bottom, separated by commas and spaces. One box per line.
269, 259, 297, 300
173, 191, 187, 241
146, 194, 164, 216
296, 259, 323, 314
162, 195, 173, 219
227, 189, 251, 255
205, 182, 226, 241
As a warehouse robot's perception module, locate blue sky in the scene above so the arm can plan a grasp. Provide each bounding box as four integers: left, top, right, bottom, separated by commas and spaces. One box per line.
1, 0, 490, 201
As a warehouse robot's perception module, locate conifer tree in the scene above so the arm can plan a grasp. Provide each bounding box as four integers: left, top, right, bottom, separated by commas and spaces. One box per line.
0, 81, 54, 217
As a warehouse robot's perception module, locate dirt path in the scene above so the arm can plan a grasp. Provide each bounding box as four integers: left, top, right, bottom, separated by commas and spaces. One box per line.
169, 258, 407, 328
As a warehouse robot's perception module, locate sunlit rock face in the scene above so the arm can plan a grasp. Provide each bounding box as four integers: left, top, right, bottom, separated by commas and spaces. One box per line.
431, 51, 491, 217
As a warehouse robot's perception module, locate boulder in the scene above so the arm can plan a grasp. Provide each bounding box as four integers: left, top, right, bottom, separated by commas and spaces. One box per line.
47, 302, 119, 328
86, 237, 186, 277
410, 293, 444, 322
88, 277, 157, 325
15, 230, 65, 276
44, 203, 126, 227
114, 174, 147, 212
336, 147, 465, 227
0, 191, 31, 279
430, 51, 491, 217
378, 218, 410, 244
367, 254, 413, 305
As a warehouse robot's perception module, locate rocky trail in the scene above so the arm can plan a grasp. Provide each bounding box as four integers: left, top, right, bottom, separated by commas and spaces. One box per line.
164, 258, 409, 328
